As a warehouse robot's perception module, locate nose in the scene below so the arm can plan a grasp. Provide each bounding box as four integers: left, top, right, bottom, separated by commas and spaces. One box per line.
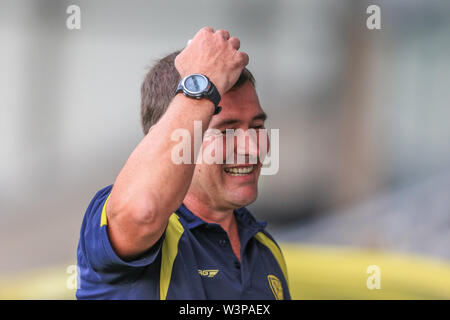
235, 129, 259, 164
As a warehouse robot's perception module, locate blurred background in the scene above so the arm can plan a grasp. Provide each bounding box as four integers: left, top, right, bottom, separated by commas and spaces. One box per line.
1, 0, 449, 299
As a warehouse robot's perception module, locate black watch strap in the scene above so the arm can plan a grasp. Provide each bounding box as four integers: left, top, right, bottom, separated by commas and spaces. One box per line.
206, 81, 222, 115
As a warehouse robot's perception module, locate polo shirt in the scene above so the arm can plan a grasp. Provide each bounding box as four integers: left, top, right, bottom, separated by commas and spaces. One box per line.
76, 185, 290, 300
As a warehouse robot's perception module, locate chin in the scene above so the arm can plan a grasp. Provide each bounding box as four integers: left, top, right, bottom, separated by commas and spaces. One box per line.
227, 187, 258, 208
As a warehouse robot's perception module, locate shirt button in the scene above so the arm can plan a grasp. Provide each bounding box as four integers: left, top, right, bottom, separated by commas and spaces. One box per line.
218, 239, 227, 246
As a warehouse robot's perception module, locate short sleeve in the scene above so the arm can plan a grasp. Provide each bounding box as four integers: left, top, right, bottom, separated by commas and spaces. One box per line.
78, 185, 162, 275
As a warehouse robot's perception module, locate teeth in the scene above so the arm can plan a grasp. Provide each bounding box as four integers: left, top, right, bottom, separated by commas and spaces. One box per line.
224, 166, 254, 175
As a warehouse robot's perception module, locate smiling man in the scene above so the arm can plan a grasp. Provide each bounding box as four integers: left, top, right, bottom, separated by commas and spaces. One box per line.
76, 27, 290, 300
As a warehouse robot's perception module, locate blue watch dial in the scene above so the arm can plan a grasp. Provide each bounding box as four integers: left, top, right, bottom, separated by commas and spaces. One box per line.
184, 74, 208, 93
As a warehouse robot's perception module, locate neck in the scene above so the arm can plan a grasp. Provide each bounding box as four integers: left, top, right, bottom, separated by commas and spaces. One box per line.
183, 192, 235, 229
183, 192, 242, 262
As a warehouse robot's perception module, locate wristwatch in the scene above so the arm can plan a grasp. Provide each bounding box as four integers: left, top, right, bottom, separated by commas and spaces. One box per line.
176, 74, 222, 115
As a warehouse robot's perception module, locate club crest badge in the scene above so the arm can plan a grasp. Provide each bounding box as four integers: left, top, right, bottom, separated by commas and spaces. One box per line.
267, 274, 283, 300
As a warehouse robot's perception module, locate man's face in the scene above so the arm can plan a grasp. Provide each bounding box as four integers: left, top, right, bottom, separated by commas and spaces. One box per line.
188, 81, 268, 209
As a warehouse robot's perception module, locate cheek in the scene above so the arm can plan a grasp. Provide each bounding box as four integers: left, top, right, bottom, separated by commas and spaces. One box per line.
257, 130, 270, 161
191, 164, 210, 190
194, 159, 224, 184
202, 134, 229, 164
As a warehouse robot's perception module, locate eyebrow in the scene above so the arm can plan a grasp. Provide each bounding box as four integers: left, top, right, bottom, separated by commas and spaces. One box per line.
214, 112, 267, 128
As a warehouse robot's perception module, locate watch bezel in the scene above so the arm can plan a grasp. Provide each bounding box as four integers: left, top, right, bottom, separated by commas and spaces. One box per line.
181, 74, 210, 97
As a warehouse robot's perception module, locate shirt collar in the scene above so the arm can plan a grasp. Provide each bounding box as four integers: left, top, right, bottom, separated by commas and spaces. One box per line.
176, 203, 267, 233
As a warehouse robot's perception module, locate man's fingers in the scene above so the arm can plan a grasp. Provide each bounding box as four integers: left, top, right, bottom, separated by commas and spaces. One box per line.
215, 29, 230, 40
228, 37, 240, 50
238, 51, 249, 67
198, 26, 214, 36
182, 27, 249, 93
188, 27, 214, 47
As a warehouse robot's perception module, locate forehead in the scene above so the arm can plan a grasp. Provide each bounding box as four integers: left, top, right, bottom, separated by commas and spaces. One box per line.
209, 81, 265, 128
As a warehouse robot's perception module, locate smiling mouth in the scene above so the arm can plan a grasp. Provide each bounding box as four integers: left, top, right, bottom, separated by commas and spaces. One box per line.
223, 166, 255, 176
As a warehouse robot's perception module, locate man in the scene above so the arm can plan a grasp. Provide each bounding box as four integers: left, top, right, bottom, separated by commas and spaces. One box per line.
76, 27, 290, 300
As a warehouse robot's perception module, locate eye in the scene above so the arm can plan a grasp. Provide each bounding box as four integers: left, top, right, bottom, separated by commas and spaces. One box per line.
252, 125, 264, 130
221, 128, 235, 135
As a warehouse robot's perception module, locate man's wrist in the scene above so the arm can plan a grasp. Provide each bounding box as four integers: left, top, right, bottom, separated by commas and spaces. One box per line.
174, 93, 216, 115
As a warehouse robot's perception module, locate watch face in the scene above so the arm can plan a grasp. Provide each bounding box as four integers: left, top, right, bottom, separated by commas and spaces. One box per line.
184, 74, 208, 94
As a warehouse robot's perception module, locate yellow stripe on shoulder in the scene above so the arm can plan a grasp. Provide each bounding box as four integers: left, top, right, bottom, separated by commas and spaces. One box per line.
254, 232, 289, 286
160, 213, 184, 300
100, 194, 111, 227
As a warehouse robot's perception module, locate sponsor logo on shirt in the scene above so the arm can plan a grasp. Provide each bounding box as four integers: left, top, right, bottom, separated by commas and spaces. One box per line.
198, 269, 219, 278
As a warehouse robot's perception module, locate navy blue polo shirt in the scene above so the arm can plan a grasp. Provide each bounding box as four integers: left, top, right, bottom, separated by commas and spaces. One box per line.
76, 185, 290, 300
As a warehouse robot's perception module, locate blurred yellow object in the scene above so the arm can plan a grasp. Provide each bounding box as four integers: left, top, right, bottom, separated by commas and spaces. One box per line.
282, 244, 450, 299
1, 244, 449, 299
0, 265, 75, 300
